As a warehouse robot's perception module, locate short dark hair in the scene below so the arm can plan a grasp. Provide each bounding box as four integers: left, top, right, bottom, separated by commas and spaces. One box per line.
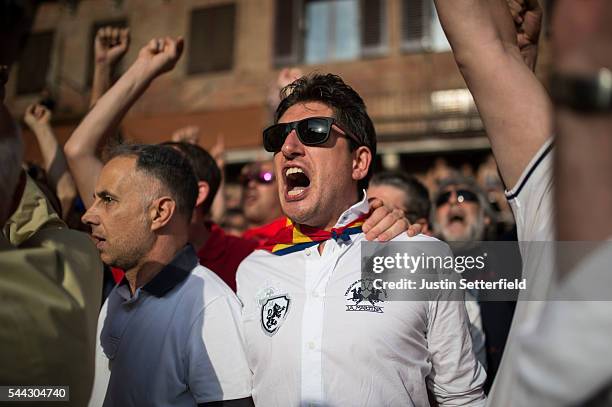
107, 143, 198, 219
161, 141, 221, 216
370, 171, 431, 224
275, 73, 377, 192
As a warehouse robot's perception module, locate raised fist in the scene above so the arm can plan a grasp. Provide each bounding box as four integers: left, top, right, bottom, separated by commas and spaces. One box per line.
95, 26, 130, 67
137, 37, 184, 78
507, 0, 542, 71
171, 125, 200, 145
24, 103, 52, 130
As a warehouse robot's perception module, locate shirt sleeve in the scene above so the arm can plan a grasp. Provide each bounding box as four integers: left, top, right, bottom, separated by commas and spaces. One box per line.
427, 293, 487, 406
514, 242, 612, 406
186, 294, 252, 403
505, 138, 554, 243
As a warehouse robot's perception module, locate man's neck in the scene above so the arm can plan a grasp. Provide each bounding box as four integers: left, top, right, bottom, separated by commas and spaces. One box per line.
123, 238, 187, 295
189, 221, 211, 252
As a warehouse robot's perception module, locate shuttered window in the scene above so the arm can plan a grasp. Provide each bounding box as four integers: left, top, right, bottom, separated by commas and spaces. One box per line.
188, 4, 236, 74
361, 0, 386, 56
273, 0, 386, 66
274, 0, 301, 66
16, 31, 55, 95
401, 0, 433, 52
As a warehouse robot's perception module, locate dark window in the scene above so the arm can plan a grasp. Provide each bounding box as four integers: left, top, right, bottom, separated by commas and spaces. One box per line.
86, 19, 128, 87
274, 0, 300, 66
273, 0, 386, 67
16, 31, 55, 95
188, 4, 236, 74
401, 0, 433, 51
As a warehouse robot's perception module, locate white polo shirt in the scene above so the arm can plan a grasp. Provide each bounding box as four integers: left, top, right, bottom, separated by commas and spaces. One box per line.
89, 245, 252, 407
487, 139, 555, 405
236, 196, 486, 407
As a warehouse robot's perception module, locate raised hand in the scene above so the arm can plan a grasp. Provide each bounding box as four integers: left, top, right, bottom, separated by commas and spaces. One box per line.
136, 37, 184, 78
171, 125, 201, 145
95, 26, 130, 67
24, 103, 52, 130
277, 67, 303, 90
507, 0, 542, 71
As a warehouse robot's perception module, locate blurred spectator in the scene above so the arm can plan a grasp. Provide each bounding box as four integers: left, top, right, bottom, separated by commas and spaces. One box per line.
431, 175, 519, 389
368, 171, 432, 235
424, 157, 461, 195
1, 10, 103, 402
432, 176, 493, 242
23, 103, 77, 219
240, 160, 284, 244
221, 207, 248, 236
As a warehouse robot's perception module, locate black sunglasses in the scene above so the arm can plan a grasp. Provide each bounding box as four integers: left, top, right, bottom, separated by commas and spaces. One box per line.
263, 116, 361, 153
435, 189, 479, 207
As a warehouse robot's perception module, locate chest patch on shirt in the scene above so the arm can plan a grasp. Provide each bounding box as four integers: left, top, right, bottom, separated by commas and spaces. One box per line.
259, 293, 291, 336
345, 279, 388, 313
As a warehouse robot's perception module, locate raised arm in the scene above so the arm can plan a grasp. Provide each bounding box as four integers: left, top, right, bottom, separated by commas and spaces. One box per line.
90, 26, 130, 108
65, 36, 184, 208
23, 104, 76, 219
433, 0, 552, 188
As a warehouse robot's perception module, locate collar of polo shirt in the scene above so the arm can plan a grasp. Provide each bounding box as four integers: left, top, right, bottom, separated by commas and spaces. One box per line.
117, 244, 198, 298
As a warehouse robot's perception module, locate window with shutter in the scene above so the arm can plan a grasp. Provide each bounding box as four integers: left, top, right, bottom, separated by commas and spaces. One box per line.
274, 0, 301, 66
16, 31, 55, 95
188, 4, 236, 74
401, 0, 433, 52
86, 19, 128, 87
273, 0, 386, 66
361, 0, 387, 57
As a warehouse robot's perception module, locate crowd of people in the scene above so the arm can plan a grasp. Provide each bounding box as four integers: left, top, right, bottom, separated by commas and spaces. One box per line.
1, 0, 611, 406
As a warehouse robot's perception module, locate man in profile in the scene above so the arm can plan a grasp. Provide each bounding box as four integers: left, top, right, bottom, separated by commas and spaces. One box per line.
84, 143, 253, 406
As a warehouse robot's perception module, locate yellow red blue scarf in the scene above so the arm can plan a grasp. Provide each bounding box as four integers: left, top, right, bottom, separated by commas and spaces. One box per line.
259, 214, 368, 256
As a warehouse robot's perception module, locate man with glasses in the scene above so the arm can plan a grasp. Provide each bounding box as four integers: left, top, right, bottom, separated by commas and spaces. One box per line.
432, 176, 519, 391
433, 177, 492, 243
236, 73, 486, 406
240, 161, 285, 245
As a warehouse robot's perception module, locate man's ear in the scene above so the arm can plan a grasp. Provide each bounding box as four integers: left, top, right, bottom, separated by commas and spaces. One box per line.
195, 181, 210, 208
352, 146, 372, 182
150, 196, 176, 231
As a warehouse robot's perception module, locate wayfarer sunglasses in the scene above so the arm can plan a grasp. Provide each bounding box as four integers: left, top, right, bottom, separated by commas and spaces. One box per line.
435, 189, 479, 207
263, 116, 361, 153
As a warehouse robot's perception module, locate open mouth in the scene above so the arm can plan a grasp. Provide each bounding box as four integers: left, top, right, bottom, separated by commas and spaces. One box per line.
447, 209, 466, 225
284, 166, 311, 201
449, 214, 465, 223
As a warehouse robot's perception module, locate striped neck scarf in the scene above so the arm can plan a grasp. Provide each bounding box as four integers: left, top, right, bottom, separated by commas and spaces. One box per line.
259, 214, 368, 256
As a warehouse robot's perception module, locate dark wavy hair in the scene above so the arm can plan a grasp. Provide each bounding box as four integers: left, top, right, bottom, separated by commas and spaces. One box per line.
274, 73, 377, 192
